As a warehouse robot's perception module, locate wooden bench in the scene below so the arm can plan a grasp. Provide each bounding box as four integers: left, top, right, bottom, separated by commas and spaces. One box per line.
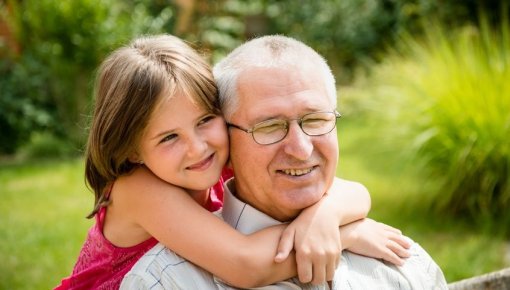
448, 268, 510, 290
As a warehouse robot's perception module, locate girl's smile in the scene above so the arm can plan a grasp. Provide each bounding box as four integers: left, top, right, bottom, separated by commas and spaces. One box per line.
136, 91, 229, 192
186, 153, 215, 171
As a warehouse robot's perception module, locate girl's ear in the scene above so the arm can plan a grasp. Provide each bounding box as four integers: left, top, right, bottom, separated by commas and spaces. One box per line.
128, 151, 142, 164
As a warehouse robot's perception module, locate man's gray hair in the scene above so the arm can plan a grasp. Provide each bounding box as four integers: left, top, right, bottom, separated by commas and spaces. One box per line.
213, 35, 337, 120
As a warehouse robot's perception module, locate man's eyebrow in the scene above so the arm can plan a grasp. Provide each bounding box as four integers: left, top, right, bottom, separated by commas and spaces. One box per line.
253, 114, 282, 123
251, 108, 330, 124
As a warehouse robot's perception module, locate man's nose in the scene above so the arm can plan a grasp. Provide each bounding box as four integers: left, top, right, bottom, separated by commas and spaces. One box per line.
282, 122, 313, 160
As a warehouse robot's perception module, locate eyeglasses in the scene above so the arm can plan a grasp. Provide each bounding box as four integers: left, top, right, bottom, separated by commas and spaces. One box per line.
227, 111, 341, 145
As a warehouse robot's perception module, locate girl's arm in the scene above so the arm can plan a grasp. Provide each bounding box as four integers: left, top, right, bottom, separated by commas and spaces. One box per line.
275, 177, 372, 284
340, 218, 411, 266
113, 169, 405, 287
113, 166, 296, 288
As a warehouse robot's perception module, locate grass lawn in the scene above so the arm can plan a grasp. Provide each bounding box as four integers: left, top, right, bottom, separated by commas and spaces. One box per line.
0, 121, 508, 289
0, 158, 92, 290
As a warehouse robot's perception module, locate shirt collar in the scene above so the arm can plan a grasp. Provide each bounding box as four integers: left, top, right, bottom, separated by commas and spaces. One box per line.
222, 178, 283, 235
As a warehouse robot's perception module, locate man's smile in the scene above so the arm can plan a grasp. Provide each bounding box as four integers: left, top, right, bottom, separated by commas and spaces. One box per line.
277, 166, 316, 176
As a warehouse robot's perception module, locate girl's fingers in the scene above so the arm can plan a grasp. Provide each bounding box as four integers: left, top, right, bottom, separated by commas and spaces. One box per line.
380, 222, 402, 234
387, 239, 411, 259
297, 256, 313, 283
383, 248, 405, 266
326, 259, 336, 282
274, 227, 295, 263
311, 257, 326, 285
389, 232, 412, 249
335, 253, 341, 268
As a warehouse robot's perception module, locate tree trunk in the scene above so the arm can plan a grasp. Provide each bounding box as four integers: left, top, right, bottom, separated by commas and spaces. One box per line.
448, 268, 510, 290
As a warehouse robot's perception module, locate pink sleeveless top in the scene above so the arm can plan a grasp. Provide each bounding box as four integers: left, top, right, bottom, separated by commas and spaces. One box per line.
55, 168, 233, 290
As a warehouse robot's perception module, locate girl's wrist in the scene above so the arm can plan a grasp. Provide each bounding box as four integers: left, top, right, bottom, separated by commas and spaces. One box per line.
339, 222, 358, 250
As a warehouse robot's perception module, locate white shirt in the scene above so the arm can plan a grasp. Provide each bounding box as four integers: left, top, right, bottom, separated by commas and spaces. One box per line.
121, 178, 448, 289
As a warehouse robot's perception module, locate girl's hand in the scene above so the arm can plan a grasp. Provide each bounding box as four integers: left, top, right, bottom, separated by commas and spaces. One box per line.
341, 218, 411, 266
274, 194, 341, 285
273, 178, 371, 285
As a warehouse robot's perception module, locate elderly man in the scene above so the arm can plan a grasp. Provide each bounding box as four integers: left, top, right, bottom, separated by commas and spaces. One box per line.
121, 35, 447, 289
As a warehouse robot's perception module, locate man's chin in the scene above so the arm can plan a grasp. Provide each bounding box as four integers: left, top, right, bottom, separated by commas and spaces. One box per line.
281, 188, 325, 208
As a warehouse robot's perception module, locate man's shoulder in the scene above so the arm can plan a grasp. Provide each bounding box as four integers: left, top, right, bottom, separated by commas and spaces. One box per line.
128, 243, 185, 273
120, 243, 217, 290
336, 240, 448, 290
120, 243, 181, 289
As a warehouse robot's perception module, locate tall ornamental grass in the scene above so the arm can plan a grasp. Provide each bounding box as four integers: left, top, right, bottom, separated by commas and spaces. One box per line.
359, 16, 510, 226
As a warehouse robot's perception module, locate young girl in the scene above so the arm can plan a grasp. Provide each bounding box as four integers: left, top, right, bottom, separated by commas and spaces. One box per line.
56, 34, 410, 289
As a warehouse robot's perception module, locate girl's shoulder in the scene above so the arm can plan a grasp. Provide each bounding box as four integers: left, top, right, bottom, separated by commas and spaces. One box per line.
114, 166, 184, 198
110, 166, 186, 220
106, 167, 182, 247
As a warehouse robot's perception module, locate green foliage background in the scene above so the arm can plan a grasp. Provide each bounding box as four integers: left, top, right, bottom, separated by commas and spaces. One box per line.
2, 0, 504, 156
1, 0, 175, 154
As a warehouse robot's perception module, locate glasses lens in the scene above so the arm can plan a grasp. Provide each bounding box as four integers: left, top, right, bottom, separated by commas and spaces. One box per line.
301, 112, 337, 136
252, 119, 288, 144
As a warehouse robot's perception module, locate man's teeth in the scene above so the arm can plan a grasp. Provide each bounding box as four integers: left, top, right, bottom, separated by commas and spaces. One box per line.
282, 168, 313, 176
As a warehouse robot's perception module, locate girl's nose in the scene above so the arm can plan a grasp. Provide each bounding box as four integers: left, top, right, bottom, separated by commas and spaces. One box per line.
186, 134, 208, 158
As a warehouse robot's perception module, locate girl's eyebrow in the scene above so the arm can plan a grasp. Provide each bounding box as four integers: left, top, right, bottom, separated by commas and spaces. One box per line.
151, 129, 176, 141
150, 111, 211, 141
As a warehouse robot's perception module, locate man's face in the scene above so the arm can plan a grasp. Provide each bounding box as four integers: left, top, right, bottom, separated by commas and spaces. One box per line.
228, 67, 339, 221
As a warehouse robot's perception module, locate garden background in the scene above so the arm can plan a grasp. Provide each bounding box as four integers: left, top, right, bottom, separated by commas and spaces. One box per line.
1, 0, 509, 289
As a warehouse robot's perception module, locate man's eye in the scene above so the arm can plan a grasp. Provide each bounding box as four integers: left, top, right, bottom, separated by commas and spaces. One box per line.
303, 112, 334, 126
255, 120, 286, 134
160, 134, 177, 143
302, 118, 328, 128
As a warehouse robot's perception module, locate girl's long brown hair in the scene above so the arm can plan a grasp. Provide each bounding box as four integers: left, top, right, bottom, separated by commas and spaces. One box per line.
85, 35, 220, 218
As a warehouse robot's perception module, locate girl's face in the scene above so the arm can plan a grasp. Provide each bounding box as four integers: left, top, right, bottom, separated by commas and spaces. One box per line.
136, 91, 229, 191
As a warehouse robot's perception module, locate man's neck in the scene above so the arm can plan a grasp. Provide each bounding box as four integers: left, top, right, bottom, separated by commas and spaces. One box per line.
222, 179, 283, 235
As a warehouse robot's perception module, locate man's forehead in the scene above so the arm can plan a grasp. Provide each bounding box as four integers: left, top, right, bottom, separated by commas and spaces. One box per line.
237, 65, 314, 82
236, 67, 330, 111
237, 66, 325, 97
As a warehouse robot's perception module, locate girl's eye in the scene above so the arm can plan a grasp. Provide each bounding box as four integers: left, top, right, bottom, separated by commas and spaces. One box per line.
198, 115, 216, 126
160, 133, 177, 144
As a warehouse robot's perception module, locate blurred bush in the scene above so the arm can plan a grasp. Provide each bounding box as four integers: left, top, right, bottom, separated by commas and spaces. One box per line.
0, 0, 174, 155
0, 55, 54, 154
17, 132, 76, 159
352, 12, 510, 227
219, 0, 507, 83
1, 0, 507, 155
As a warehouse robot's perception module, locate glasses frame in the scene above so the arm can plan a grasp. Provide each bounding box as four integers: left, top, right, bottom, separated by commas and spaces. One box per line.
227, 111, 341, 145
